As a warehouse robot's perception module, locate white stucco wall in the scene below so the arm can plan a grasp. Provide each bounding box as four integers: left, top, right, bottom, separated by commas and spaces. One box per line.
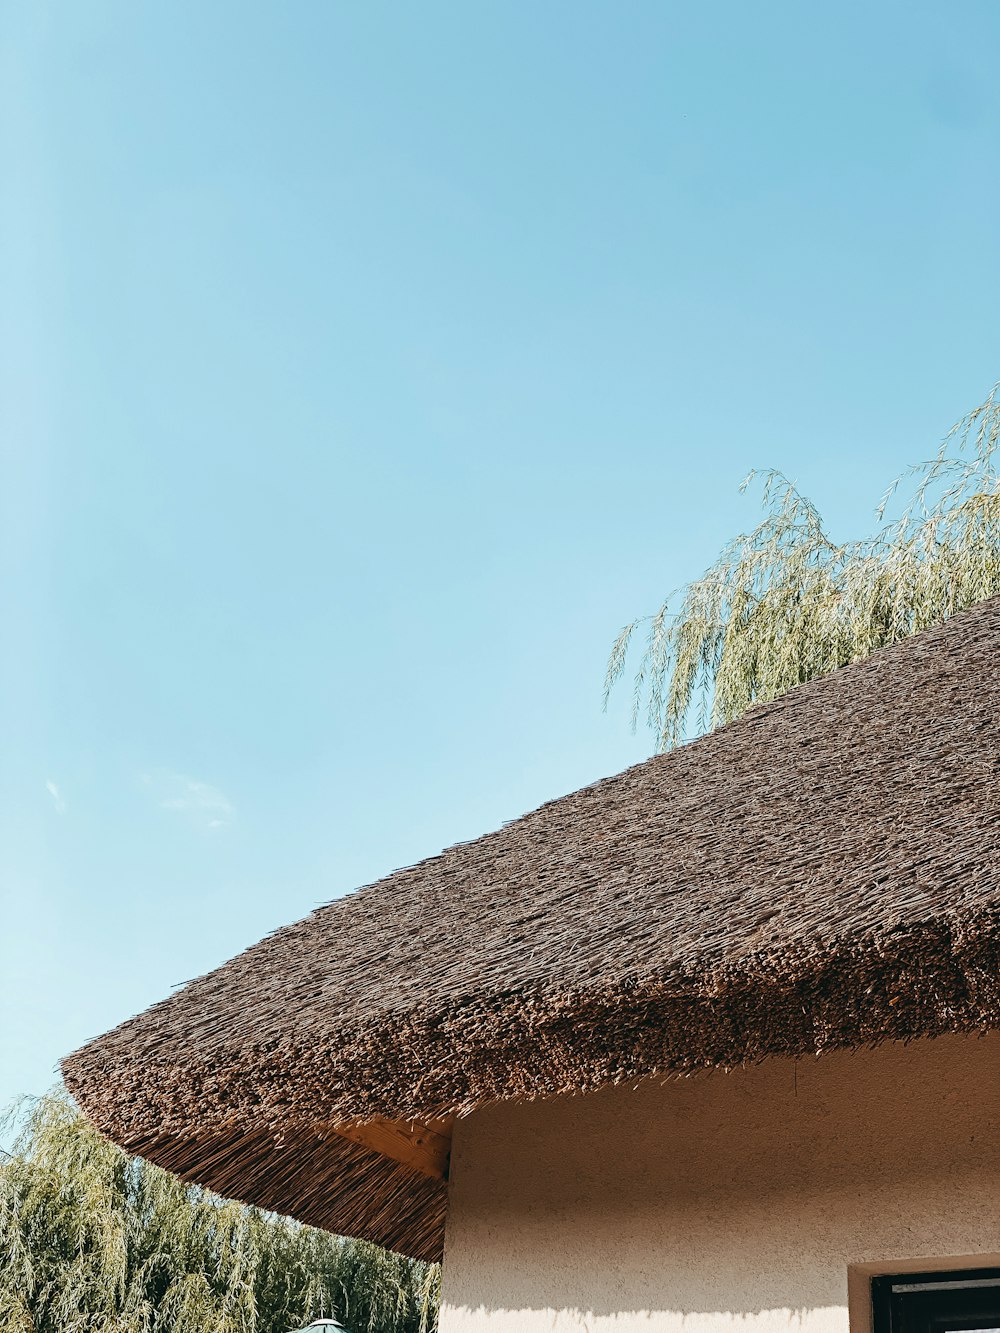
439, 1033, 1000, 1333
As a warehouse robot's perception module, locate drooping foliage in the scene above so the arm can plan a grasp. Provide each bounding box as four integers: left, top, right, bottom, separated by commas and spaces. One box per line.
605, 381, 1000, 751
0, 1093, 439, 1333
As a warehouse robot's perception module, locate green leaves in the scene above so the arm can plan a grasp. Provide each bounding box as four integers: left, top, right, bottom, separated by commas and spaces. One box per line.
606, 381, 1000, 751
0, 1094, 440, 1333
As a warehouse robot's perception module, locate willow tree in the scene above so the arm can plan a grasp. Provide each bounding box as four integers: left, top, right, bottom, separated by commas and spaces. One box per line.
0, 1093, 440, 1333
605, 381, 1000, 751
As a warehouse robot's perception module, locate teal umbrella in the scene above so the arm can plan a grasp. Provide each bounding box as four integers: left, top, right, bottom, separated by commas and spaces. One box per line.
286, 1322, 352, 1333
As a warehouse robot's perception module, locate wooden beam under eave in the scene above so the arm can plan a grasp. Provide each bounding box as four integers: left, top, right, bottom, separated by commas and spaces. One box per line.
331, 1115, 454, 1182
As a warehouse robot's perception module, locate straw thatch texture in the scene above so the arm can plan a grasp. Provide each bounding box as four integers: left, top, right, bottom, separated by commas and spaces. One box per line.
115, 1123, 448, 1263
64, 597, 1000, 1260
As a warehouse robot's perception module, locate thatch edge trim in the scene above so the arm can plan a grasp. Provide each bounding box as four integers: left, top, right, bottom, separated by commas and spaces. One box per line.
65, 906, 1000, 1147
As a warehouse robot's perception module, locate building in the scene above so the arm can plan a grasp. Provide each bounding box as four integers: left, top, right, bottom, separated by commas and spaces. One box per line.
64, 598, 1000, 1333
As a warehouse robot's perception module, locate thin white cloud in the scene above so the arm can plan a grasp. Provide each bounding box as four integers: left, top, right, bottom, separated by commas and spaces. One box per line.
45, 780, 66, 814
144, 771, 235, 830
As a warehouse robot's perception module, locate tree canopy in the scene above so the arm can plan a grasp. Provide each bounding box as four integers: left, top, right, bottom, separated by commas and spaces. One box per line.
605, 381, 1000, 751
0, 1094, 439, 1333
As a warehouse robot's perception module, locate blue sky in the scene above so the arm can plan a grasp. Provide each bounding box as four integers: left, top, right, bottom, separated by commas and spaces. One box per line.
2, 1, 999, 1115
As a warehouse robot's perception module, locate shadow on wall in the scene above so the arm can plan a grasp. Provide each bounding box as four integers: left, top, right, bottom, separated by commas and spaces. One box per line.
440, 1035, 1000, 1329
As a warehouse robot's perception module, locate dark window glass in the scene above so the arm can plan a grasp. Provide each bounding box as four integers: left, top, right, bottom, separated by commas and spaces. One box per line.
873, 1270, 1000, 1333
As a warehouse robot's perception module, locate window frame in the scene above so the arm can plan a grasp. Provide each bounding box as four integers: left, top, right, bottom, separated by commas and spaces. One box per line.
871, 1267, 1000, 1333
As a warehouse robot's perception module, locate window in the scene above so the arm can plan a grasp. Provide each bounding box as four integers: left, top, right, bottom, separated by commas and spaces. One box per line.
873, 1270, 1000, 1333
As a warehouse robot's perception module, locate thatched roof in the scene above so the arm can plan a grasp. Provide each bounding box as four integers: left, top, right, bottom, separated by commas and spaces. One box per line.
64, 597, 1000, 1261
